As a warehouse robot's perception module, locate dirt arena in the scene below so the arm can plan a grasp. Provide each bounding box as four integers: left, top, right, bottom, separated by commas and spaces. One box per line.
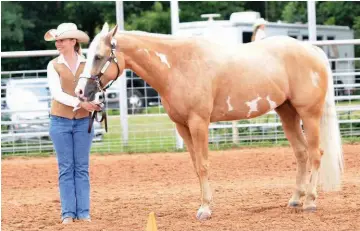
2, 144, 360, 231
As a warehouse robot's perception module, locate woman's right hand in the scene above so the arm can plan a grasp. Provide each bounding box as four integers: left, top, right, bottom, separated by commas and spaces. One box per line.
79, 102, 101, 112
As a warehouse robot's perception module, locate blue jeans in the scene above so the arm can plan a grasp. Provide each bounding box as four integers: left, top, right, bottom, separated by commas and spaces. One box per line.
49, 115, 94, 220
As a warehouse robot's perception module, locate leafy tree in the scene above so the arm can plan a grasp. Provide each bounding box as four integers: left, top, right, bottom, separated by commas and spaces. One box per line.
264, 1, 289, 22
179, 1, 245, 22
1, 2, 35, 70
126, 2, 171, 34
281, 2, 307, 23
1, 2, 34, 51
63, 1, 115, 39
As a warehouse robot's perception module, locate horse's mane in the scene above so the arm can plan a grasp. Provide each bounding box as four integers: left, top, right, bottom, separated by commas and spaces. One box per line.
118, 31, 181, 40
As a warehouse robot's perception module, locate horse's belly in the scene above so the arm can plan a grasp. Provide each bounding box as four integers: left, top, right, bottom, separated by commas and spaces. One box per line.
210, 94, 284, 122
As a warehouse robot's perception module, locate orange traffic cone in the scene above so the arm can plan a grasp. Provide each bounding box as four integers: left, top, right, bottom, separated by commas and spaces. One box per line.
146, 212, 158, 231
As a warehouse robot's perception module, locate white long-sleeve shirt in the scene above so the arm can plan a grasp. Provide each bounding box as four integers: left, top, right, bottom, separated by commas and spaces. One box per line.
47, 54, 86, 111
254, 29, 266, 41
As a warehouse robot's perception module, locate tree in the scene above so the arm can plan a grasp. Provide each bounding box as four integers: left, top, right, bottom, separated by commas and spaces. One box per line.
281, 2, 307, 23
1, 2, 35, 70
125, 2, 171, 34
179, 1, 245, 22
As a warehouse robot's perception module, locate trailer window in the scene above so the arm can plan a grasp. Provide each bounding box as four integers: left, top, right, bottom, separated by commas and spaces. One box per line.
288, 35, 298, 39
242, 32, 252, 43
301, 35, 323, 41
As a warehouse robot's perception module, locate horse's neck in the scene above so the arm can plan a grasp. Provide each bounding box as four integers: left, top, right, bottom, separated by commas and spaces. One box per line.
117, 34, 178, 96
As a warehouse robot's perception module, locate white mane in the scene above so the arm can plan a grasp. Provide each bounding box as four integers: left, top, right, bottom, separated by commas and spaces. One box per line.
118, 30, 180, 39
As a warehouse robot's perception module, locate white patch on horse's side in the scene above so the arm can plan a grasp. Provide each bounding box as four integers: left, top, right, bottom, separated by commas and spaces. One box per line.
312, 71, 320, 88
245, 96, 262, 118
266, 95, 277, 110
226, 96, 234, 112
155, 52, 171, 68
138, 48, 150, 57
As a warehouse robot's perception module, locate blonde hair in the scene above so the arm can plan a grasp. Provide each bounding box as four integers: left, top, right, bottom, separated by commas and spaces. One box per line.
251, 26, 260, 42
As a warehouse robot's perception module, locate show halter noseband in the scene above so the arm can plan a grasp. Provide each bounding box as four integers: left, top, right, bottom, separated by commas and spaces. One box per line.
86, 41, 121, 134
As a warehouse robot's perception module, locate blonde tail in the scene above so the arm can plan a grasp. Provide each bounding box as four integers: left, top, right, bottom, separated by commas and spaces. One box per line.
317, 47, 344, 191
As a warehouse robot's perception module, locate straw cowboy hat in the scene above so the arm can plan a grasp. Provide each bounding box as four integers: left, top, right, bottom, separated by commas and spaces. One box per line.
44, 23, 89, 43
253, 18, 267, 29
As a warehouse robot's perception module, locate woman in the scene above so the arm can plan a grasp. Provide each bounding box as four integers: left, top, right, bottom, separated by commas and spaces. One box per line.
44, 23, 100, 224
251, 18, 267, 42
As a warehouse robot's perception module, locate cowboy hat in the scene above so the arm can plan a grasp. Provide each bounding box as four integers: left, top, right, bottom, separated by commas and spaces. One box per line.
44, 23, 89, 43
253, 18, 267, 29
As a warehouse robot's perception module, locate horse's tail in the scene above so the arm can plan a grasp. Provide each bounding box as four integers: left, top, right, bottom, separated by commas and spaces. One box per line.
315, 46, 344, 191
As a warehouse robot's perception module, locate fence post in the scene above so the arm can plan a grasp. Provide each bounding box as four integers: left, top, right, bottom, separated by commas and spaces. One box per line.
116, 1, 129, 146
232, 121, 239, 144
175, 128, 184, 150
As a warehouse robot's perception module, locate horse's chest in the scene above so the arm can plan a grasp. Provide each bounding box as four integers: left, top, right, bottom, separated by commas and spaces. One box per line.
161, 97, 187, 124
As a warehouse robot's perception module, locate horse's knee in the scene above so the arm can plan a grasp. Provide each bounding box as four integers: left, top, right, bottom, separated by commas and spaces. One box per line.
196, 162, 209, 176
308, 150, 322, 169
294, 149, 308, 164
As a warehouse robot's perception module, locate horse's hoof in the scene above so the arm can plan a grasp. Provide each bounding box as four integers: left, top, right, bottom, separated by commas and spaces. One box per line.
303, 203, 317, 212
288, 201, 301, 208
196, 206, 212, 221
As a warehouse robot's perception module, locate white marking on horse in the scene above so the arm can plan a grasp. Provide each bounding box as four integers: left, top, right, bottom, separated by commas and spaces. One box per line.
245, 96, 262, 117
138, 48, 150, 56
266, 95, 277, 110
143, 49, 150, 56
312, 71, 320, 88
226, 96, 234, 112
76, 29, 103, 94
155, 52, 171, 68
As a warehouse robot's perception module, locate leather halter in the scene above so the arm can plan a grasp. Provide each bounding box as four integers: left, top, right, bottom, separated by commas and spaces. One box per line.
86, 42, 120, 133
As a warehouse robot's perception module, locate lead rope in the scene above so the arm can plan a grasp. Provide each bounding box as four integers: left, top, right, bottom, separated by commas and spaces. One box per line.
88, 104, 108, 133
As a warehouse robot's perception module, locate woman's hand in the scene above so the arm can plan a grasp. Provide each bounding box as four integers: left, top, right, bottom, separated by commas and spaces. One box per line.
79, 102, 101, 112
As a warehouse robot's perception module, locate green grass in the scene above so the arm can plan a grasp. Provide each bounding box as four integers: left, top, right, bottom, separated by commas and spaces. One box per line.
90, 115, 176, 154
336, 99, 360, 106
2, 103, 360, 157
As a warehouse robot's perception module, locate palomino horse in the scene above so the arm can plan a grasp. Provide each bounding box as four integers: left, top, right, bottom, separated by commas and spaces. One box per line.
75, 23, 344, 220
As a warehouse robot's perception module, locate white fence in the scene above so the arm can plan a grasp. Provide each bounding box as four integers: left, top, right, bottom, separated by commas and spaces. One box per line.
1, 40, 360, 155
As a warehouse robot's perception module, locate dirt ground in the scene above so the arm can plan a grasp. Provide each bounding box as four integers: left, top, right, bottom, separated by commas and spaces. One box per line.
2, 144, 360, 231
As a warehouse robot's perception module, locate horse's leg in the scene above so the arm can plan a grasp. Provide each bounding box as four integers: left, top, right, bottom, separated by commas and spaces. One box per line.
297, 107, 323, 211
275, 102, 308, 207
175, 123, 197, 176
187, 114, 212, 220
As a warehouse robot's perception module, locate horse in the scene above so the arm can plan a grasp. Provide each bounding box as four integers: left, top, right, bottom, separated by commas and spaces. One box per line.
75, 23, 344, 220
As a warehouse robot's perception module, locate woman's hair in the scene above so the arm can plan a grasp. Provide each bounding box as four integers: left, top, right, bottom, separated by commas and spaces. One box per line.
74, 40, 82, 55
251, 26, 260, 42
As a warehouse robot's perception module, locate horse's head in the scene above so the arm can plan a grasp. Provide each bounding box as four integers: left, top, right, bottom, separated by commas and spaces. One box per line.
75, 23, 125, 103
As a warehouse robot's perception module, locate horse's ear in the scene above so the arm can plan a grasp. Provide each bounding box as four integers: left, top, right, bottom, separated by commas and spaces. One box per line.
110, 25, 118, 37
100, 22, 110, 36
105, 25, 118, 46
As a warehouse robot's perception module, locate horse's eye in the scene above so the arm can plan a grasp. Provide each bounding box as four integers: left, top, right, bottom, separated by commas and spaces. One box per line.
95, 55, 102, 61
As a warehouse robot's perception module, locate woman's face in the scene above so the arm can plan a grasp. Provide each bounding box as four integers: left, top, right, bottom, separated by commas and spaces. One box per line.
55, 38, 76, 54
